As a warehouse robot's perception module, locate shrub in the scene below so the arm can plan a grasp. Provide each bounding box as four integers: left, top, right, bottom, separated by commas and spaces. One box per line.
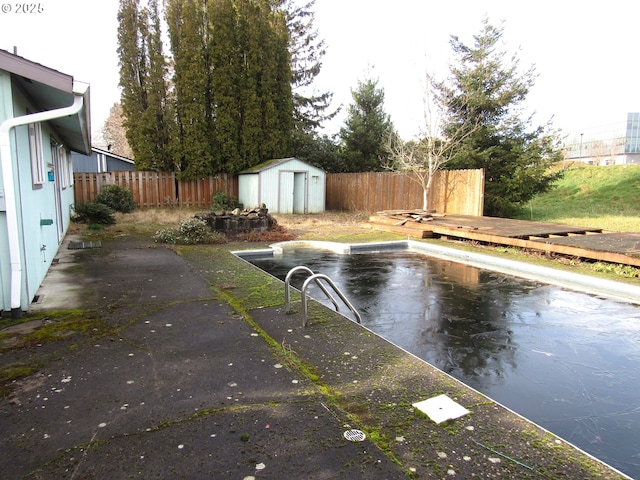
95, 184, 136, 213
211, 191, 241, 211
152, 217, 226, 245
72, 202, 116, 225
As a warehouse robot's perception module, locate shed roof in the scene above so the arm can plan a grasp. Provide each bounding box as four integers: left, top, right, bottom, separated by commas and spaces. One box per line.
0, 49, 91, 155
239, 157, 324, 174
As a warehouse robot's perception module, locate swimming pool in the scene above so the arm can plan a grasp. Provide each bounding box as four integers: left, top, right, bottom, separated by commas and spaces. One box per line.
237, 240, 640, 478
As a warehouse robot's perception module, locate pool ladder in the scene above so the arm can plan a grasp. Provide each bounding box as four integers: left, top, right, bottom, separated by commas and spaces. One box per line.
285, 266, 362, 327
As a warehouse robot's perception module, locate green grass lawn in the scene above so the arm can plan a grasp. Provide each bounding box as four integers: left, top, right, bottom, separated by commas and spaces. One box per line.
514, 164, 640, 232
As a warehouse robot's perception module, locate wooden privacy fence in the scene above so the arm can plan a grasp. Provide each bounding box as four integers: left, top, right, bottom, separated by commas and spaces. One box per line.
74, 169, 482, 215
325, 169, 484, 215
73, 171, 238, 208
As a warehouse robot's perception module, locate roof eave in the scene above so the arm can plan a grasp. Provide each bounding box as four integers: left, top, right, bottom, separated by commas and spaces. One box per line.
1, 50, 92, 154
0, 49, 73, 92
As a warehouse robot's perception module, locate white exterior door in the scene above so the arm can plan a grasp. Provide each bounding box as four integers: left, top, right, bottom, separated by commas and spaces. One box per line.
278, 171, 294, 213
293, 172, 307, 214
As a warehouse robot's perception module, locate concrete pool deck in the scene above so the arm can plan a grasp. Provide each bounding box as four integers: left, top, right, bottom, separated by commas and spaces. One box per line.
1, 234, 631, 478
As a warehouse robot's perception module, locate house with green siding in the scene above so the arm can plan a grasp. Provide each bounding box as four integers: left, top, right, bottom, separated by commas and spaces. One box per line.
0, 49, 91, 317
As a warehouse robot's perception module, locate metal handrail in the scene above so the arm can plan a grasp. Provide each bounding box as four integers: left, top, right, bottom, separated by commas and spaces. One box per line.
301, 273, 362, 327
285, 266, 339, 313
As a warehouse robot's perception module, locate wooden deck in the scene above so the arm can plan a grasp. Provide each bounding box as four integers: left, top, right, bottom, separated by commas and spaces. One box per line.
368, 212, 640, 267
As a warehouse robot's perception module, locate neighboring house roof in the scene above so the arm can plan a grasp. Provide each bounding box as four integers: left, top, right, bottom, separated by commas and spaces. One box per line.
92, 147, 135, 165
239, 157, 325, 174
0, 49, 91, 155
71, 146, 135, 173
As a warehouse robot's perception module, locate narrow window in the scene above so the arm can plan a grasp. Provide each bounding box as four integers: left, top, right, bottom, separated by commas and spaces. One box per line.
65, 147, 74, 186
58, 146, 69, 188
28, 122, 45, 186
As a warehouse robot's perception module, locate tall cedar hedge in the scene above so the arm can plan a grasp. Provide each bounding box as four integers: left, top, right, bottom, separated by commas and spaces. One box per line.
118, 0, 296, 177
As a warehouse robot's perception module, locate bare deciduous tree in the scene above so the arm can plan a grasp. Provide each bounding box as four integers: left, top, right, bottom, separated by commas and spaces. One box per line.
384, 73, 477, 211
102, 103, 134, 159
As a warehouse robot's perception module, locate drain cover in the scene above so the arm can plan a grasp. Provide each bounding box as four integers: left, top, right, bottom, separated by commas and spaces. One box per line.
343, 429, 366, 442
68, 241, 102, 250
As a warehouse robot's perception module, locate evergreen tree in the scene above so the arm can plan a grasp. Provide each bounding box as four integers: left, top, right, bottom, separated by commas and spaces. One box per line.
167, 0, 292, 176
229, 0, 292, 171
117, 0, 171, 170
281, 0, 336, 135
439, 19, 563, 217
117, 0, 147, 158
292, 131, 342, 172
166, 0, 217, 176
118, 0, 308, 177
339, 77, 393, 172
207, 0, 240, 172
141, 0, 173, 170
267, 3, 295, 161
280, 0, 337, 166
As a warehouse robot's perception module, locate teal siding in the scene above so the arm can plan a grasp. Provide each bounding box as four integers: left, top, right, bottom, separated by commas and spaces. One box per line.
0, 72, 13, 310
0, 72, 77, 311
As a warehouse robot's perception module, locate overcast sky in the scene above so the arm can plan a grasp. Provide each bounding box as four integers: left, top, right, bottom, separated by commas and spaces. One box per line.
2, 0, 638, 144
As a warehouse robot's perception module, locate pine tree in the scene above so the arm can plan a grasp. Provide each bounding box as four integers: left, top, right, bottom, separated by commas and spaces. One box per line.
282, 0, 335, 134
340, 77, 393, 172
440, 19, 563, 217
281, 0, 337, 163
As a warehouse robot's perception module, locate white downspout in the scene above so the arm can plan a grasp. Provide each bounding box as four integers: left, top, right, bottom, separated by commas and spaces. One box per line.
0, 89, 85, 317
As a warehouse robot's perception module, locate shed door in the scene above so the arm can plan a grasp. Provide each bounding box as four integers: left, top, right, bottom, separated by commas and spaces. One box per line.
293, 172, 307, 214
278, 171, 308, 214
278, 172, 294, 213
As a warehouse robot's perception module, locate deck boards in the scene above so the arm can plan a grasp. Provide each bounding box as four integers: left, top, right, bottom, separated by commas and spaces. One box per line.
530, 232, 640, 255
368, 212, 640, 267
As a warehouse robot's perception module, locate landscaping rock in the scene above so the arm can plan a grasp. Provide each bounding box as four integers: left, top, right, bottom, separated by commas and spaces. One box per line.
195, 206, 275, 236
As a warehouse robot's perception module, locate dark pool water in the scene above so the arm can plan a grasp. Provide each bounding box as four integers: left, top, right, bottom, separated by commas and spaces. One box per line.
246, 248, 640, 478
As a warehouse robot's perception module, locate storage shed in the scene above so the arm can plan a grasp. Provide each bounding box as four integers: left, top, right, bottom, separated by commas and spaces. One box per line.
238, 158, 325, 214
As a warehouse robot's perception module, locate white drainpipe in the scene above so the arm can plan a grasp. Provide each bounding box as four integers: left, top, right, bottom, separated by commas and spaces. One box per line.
0, 86, 85, 317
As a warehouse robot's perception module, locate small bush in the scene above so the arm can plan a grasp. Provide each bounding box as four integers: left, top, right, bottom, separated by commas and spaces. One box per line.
211, 191, 241, 211
72, 202, 116, 225
95, 184, 136, 213
152, 217, 226, 245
